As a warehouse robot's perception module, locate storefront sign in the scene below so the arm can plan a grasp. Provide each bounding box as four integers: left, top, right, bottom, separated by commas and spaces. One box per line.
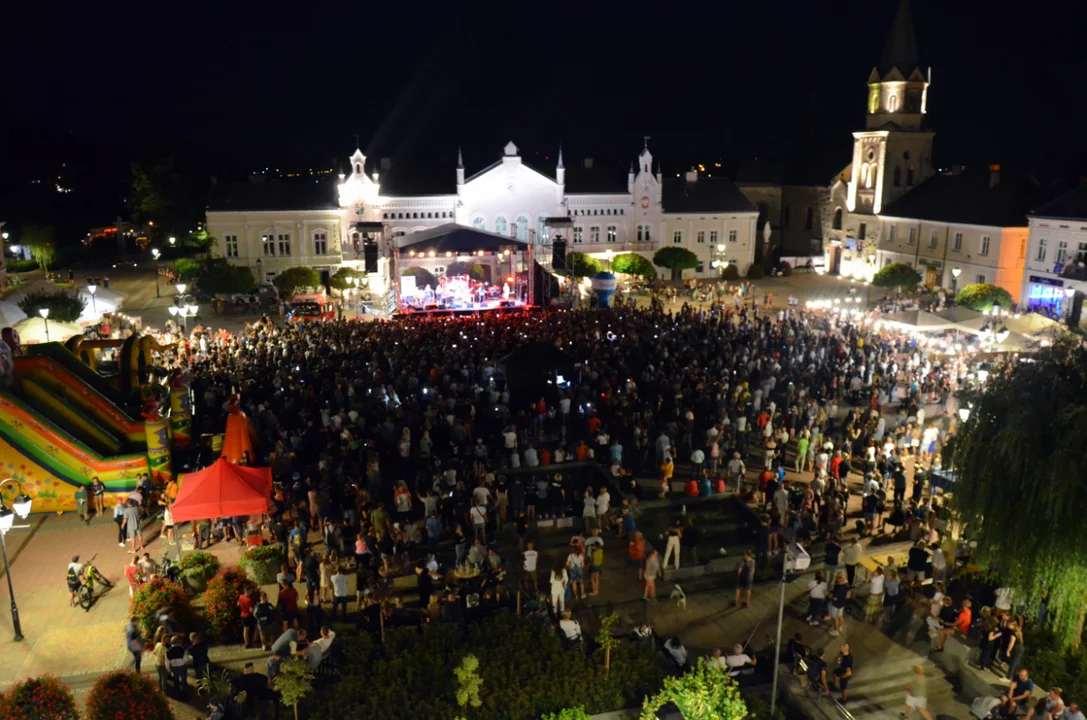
1029, 275, 1064, 287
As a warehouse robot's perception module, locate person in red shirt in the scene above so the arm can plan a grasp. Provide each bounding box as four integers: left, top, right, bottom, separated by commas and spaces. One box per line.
587, 415, 602, 435
124, 556, 140, 597
829, 452, 843, 480
277, 581, 299, 631
955, 599, 973, 635
238, 589, 256, 648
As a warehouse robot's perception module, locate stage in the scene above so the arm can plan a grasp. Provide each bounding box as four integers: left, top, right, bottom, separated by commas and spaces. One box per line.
396, 299, 532, 318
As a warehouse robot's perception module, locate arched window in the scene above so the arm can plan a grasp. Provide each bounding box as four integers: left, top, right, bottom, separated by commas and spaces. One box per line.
862, 163, 876, 189
515, 215, 529, 241
537, 216, 549, 243
888, 94, 898, 113
805, 207, 814, 231
471, 215, 486, 230
893, 166, 902, 186
355, 163, 361, 174
869, 92, 879, 114
833, 208, 843, 230
494, 216, 508, 236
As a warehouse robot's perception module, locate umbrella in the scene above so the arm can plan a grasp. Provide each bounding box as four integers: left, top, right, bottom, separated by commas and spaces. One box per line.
0, 302, 27, 328
12, 317, 85, 344
880, 309, 959, 332
933, 306, 983, 324
1004, 312, 1065, 338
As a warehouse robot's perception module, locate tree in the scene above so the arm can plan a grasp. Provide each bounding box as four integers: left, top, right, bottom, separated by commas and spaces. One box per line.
567, 252, 604, 278
182, 229, 216, 257
402, 266, 438, 290
652, 247, 699, 282
447, 261, 488, 281
273, 267, 320, 298
173, 258, 201, 280
611, 253, 656, 278
596, 612, 620, 673
956, 283, 1013, 312
640, 658, 748, 720
871, 262, 921, 290
541, 710, 592, 720
453, 653, 483, 719
329, 267, 365, 291
196, 259, 256, 295
22, 226, 56, 273
17, 290, 86, 323
954, 337, 1087, 648
128, 159, 176, 228
274, 657, 313, 720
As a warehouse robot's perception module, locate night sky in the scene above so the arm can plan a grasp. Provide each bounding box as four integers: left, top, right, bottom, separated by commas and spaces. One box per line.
3, 0, 1086, 227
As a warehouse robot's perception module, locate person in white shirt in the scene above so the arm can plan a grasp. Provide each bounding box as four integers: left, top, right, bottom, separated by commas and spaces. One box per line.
470, 502, 487, 544
931, 544, 947, 584
724, 643, 756, 677
523, 542, 539, 590
807, 571, 828, 624
550, 563, 569, 612
595, 488, 610, 519
330, 569, 351, 617
558, 610, 581, 641
664, 636, 688, 667
314, 627, 336, 655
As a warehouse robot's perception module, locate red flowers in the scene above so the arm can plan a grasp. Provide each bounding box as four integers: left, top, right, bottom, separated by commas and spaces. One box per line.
0, 675, 79, 720
85, 671, 171, 720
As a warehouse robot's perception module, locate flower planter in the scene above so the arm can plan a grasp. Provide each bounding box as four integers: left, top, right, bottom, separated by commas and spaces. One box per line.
182, 575, 209, 595
244, 556, 281, 585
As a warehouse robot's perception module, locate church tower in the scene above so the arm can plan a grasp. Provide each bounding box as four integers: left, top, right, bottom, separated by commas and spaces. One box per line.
846, 0, 934, 216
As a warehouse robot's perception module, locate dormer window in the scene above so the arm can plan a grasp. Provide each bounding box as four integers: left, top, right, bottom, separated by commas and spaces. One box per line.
355, 163, 361, 174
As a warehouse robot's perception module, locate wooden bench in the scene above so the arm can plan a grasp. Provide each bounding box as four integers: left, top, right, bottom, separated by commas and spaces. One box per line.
856, 551, 910, 583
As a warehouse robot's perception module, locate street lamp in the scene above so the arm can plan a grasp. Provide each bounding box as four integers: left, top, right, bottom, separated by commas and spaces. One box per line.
958, 407, 971, 422
0, 478, 33, 642
711, 243, 727, 278
951, 267, 962, 294
38, 308, 49, 342
151, 248, 161, 298
168, 236, 176, 247
176, 283, 187, 296
604, 249, 614, 272
87, 283, 97, 314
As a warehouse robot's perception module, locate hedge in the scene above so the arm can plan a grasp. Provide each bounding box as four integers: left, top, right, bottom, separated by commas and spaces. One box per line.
747, 264, 765, 279
6, 260, 39, 273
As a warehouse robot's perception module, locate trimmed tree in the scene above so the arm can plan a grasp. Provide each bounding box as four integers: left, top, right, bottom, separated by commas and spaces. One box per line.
652, 247, 699, 282
274, 657, 312, 720
329, 267, 365, 291
0, 675, 79, 720
197, 259, 256, 295
640, 658, 748, 719
871, 262, 921, 290
956, 283, 1013, 312
17, 290, 86, 323
954, 336, 1087, 648
611, 253, 656, 278
273, 266, 321, 298
567, 252, 604, 278
86, 670, 173, 720
597, 612, 620, 673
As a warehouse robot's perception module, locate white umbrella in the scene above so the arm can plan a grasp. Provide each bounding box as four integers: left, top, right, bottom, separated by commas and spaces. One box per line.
880, 309, 959, 332
0, 302, 27, 328
12, 317, 85, 344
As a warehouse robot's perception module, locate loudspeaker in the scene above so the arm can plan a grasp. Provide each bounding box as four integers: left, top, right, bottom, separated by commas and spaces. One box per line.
364, 242, 378, 273
552, 238, 567, 270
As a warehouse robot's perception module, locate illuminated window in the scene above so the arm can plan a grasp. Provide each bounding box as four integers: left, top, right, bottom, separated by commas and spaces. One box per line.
1036, 238, 1047, 261
537, 216, 550, 243
673, 230, 683, 244
262, 234, 275, 256
953, 232, 963, 252
224, 234, 239, 258
573, 227, 583, 244
1056, 240, 1068, 264
313, 231, 327, 256
471, 215, 485, 231
607, 226, 617, 243
888, 94, 898, 112
728, 229, 738, 243
696, 230, 705, 244
495, 216, 508, 236
589, 226, 600, 243
516, 215, 529, 241
710, 230, 719, 244
861, 164, 872, 189
980, 235, 991, 256
277, 233, 291, 256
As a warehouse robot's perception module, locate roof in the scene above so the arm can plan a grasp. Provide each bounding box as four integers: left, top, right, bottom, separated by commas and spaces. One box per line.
878, 0, 921, 77
563, 164, 628, 194
206, 179, 339, 212
661, 177, 757, 214
1031, 183, 1087, 221
399, 224, 528, 254
880, 167, 1039, 227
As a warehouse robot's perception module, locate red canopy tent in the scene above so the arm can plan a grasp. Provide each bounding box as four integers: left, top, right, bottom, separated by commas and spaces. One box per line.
169, 457, 272, 522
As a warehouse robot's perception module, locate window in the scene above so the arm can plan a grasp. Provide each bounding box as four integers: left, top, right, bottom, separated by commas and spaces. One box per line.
980, 235, 991, 256
710, 230, 719, 244
471, 215, 486, 231
804, 208, 814, 231
953, 232, 963, 252
278, 232, 291, 256
858, 222, 867, 240
888, 225, 896, 242
494, 216, 508, 236
888, 94, 898, 112
262, 234, 275, 256
589, 226, 600, 243
907, 227, 916, 245
861, 164, 872, 189
313, 231, 327, 255
696, 262, 705, 273
673, 230, 683, 244
1036, 238, 1047, 261
644, 227, 651, 242
728, 229, 738, 243
224, 234, 238, 258
537, 216, 550, 243
516, 215, 529, 241
893, 167, 902, 186
573, 227, 583, 244
636, 226, 644, 242
696, 230, 706, 244
976, 274, 986, 284
833, 208, 843, 230
928, 230, 938, 249
1057, 240, 1069, 264
606, 225, 617, 243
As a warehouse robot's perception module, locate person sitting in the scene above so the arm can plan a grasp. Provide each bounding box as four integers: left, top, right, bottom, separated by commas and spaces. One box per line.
558, 610, 581, 642
724, 643, 756, 678
664, 636, 688, 667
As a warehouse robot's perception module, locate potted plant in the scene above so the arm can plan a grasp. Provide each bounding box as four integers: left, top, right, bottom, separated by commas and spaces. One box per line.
86, 670, 172, 720
0, 675, 79, 720
204, 567, 258, 643
130, 577, 194, 640
176, 550, 221, 594
239, 544, 285, 585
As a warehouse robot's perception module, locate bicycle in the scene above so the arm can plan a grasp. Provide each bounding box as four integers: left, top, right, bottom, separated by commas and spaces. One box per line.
78, 557, 114, 610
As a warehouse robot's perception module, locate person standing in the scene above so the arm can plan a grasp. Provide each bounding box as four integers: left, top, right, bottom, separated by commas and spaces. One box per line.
124, 617, 144, 672
238, 587, 256, 649
828, 571, 851, 636
843, 537, 861, 586
254, 592, 278, 651
864, 566, 885, 623
331, 565, 350, 618
124, 555, 141, 597
832, 643, 853, 702
90, 477, 106, 519
113, 496, 127, 546
122, 500, 143, 554
663, 519, 682, 573
550, 562, 569, 612
188, 632, 210, 686
523, 542, 539, 592
75, 484, 89, 523
734, 549, 755, 608
904, 664, 934, 720
644, 549, 661, 602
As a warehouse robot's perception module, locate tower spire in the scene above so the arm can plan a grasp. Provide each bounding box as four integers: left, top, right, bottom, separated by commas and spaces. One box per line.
879, 0, 920, 75
557, 144, 564, 169
456, 146, 464, 169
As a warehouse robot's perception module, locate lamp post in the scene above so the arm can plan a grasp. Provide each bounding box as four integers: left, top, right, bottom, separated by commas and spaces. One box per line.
0, 478, 33, 642
711, 243, 727, 279
38, 308, 49, 342
951, 267, 962, 295
604, 249, 614, 272
87, 283, 98, 315
168, 236, 176, 248
151, 248, 161, 298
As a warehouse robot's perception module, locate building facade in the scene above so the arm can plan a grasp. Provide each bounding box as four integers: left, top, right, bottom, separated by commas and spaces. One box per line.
206, 141, 758, 292
1022, 185, 1087, 321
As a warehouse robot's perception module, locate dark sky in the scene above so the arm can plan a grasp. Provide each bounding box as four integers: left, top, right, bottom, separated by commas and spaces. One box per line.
3, 0, 1087, 224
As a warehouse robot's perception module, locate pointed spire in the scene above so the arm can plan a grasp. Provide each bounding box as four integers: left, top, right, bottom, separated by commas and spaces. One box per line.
629, 161, 634, 173
557, 144, 564, 169
457, 146, 464, 169
880, 0, 920, 75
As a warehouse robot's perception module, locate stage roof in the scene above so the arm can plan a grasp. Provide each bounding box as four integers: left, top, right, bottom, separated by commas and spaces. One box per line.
399, 224, 529, 254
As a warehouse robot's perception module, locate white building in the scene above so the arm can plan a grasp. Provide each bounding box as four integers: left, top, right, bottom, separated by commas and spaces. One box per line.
1022, 184, 1087, 321
205, 141, 758, 292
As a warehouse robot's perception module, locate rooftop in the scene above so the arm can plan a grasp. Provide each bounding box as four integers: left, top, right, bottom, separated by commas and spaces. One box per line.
880, 167, 1041, 227
661, 176, 757, 214
206, 178, 339, 212
1031, 183, 1087, 221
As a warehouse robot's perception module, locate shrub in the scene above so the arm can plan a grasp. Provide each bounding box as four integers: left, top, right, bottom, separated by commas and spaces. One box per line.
130, 577, 193, 639
747, 264, 765, 279
640, 658, 747, 720
722, 264, 740, 281
777, 260, 793, 277
197, 259, 256, 295
652, 247, 699, 281
239, 544, 286, 584
611, 253, 656, 278
274, 657, 313, 720
956, 283, 1014, 312
173, 257, 201, 279
86, 670, 173, 720
0, 675, 79, 720
17, 290, 86, 323
177, 551, 221, 585
541, 710, 592, 720
204, 567, 258, 643
872, 262, 921, 289
567, 252, 605, 278
273, 267, 321, 298
6, 259, 38, 272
